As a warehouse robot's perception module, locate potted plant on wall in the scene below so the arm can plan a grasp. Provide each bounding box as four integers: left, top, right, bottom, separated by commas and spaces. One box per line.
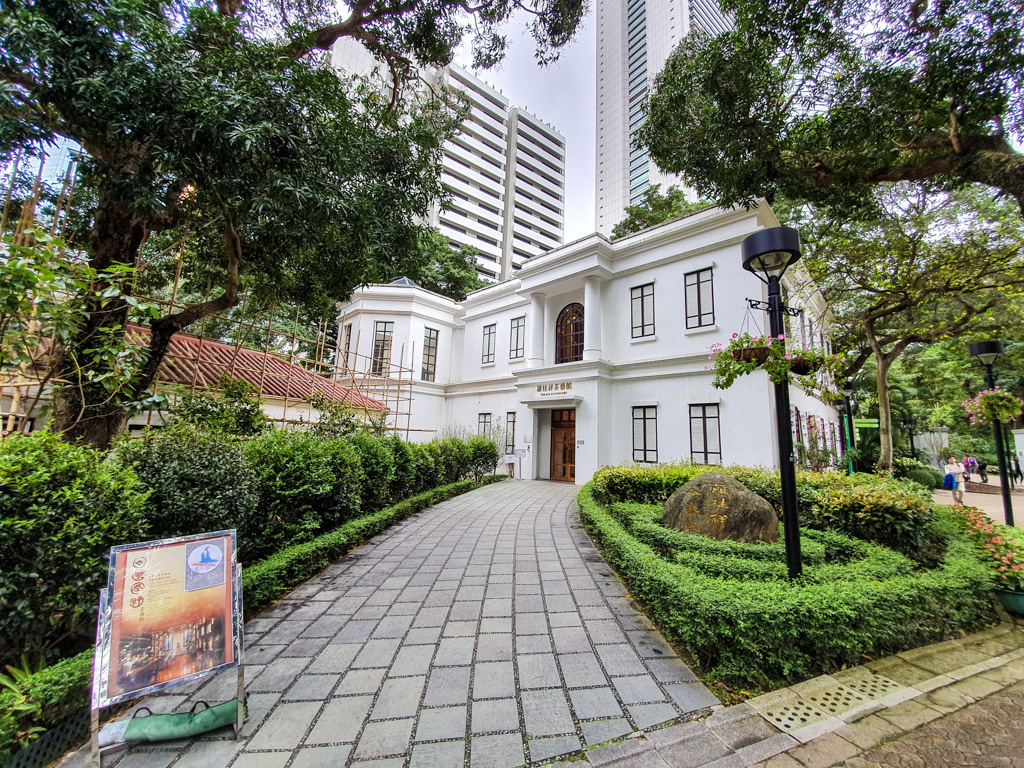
708, 332, 846, 396
962, 387, 1024, 427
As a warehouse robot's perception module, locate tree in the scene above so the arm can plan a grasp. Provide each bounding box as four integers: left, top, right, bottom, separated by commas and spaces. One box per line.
392, 229, 486, 301
789, 185, 1024, 472
639, 0, 1024, 215
610, 184, 709, 239
0, 0, 584, 448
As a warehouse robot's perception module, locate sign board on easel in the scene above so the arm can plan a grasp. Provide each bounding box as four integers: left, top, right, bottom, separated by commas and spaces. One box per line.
91, 530, 243, 763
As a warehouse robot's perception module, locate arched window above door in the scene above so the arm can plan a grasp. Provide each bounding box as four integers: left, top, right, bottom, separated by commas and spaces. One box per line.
555, 303, 584, 364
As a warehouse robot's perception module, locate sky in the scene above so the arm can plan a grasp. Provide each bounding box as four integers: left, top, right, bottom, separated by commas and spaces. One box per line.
455, 12, 598, 242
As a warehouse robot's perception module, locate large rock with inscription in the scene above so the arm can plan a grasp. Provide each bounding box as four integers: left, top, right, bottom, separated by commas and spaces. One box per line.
662, 473, 779, 544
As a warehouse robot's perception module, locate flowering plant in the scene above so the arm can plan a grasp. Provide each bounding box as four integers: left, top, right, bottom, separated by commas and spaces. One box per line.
962, 387, 1024, 426
951, 506, 1024, 591
709, 332, 848, 396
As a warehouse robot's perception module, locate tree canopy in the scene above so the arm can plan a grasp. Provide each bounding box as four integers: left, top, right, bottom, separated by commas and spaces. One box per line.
639, 0, 1024, 215
0, 0, 585, 446
786, 184, 1024, 471
610, 184, 709, 239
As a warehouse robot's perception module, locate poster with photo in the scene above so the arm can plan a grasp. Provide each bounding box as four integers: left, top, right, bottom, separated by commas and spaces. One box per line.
92, 530, 241, 708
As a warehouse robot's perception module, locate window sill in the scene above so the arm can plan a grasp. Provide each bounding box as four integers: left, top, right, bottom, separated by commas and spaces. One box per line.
630, 334, 657, 344
509, 355, 525, 362
481, 362, 496, 368
683, 324, 718, 336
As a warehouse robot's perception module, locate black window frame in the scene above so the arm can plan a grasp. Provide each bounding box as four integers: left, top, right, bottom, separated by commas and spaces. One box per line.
684, 268, 715, 329
509, 315, 526, 359
421, 327, 439, 382
341, 323, 352, 372
482, 323, 497, 364
371, 321, 394, 375
478, 412, 492, 435
632, 406, 658, 463
689, 403, 722, 465
630, 282, 655, 338
505, 411, 516, 453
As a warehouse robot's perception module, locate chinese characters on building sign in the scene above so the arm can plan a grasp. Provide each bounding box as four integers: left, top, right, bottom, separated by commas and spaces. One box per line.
536, 382, 573, 396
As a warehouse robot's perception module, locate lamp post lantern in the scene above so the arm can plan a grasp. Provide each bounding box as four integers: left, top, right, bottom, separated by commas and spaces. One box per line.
742, 226, 803, 578
968, 341, 1014, 527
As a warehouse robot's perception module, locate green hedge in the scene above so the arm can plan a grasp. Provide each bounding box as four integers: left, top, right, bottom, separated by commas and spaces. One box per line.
0, 650, 93, 761
578, 484, 995, 686
592, 463, 934, 553
0, 475, 508, 762
0, 432, 150, 666
242, 475, 508, 616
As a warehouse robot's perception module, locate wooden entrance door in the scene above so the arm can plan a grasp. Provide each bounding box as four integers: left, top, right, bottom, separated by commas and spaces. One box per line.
551, 409, 576, 482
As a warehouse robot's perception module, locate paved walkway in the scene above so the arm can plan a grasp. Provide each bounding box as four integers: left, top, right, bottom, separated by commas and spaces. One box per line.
933, 475, 1022, 527
837, 679, 1024, 768
83, 480, 716, 768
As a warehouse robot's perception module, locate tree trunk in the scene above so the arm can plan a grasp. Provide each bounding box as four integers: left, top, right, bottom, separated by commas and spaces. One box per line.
50, 204, 243, 449
50, 196, 145, 448
873, 350, 895, 475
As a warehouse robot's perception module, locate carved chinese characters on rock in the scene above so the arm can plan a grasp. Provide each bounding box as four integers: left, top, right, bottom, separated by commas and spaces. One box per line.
662, 473, 779, 544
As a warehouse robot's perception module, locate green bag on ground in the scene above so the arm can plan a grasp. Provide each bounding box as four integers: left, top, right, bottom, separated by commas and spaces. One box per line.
122, 699, 244, 742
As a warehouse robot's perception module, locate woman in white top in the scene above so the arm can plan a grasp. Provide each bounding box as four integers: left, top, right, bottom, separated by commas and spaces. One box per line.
944, 456, 965, 506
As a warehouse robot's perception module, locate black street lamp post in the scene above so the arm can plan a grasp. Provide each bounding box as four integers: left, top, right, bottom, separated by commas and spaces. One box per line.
742, 226, 804, 579
968, 341, 1014, 527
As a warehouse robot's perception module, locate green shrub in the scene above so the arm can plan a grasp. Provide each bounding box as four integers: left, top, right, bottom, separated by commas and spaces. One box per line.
0, 432, 150, 666
436, 436, 471, 484
410, 442, 441, 494
466, 435, 500, 479
592, 463, 935, 553
113, 426, 259, 555
345, 432, 397, 512
903, 467, 944, 490
171, 377, 269, 436
0, 650, 92, 761
803, 485, 933, 553
243, 431, 363, 561
578, 485, 994, 686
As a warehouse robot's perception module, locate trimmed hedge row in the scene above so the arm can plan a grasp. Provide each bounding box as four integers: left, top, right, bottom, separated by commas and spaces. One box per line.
578, 484, 995, 686
0, 475, 508, 762
592, 464, 934, 554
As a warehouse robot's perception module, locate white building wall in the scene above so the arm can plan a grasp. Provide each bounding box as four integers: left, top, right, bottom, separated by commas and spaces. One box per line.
337, 204, 840, 481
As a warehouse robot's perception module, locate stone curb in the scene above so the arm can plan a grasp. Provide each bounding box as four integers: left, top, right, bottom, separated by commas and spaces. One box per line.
561, 619, 1024, 768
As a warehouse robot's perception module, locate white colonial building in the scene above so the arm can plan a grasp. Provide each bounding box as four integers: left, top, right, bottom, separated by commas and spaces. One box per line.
337, 205, 841, 484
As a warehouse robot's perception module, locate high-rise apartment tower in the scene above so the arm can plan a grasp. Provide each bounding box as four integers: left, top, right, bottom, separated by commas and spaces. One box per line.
332, 42, 566, 281
595, 0, 729, 236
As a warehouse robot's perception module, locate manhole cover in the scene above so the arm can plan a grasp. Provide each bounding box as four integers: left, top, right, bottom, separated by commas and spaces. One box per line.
840, 674, 904, 700
802, 685, 868, 716
761, 700, 832, 731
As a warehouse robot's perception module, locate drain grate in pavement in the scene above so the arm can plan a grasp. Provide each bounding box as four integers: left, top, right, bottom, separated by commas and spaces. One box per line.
760, 700, 832, 732
802, 685, 869, 717
839, 673, 904, 700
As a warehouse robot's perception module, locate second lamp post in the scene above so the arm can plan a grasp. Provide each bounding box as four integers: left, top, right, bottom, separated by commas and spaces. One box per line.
968, 341, 1015, 527
742, 226, 804, 579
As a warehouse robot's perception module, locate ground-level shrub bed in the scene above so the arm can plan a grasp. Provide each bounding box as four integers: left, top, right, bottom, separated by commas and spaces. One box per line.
593, 464, 934, 555
579, 485, 995, 687
0, 475, 508, 763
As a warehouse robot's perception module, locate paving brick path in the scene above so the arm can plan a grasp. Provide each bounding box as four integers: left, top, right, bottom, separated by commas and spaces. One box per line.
87, 480, 717, 768
838, 679, 1024, 768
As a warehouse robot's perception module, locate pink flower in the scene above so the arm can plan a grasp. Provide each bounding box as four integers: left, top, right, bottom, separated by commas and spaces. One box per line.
732, 333, 738, 338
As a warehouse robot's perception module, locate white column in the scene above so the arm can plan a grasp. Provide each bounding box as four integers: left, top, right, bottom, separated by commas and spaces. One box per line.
584, 276, 603, 361
529, 293, 546, 367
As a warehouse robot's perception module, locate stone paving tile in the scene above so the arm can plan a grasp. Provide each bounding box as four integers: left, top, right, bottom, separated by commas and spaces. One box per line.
69, 482, 710, 768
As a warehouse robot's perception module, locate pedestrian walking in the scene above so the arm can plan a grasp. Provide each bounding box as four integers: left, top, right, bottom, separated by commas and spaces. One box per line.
963, 456, 972, 482
1015, 456, 1023, 483
945, 457, 965, 506
978, 460, 989, 483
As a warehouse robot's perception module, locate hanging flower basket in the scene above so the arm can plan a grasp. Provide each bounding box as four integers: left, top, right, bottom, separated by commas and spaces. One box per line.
962, 387, 1024, 426
733, 347, 771, 364
709, 332, 848, 395
788, 355, 824, 376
